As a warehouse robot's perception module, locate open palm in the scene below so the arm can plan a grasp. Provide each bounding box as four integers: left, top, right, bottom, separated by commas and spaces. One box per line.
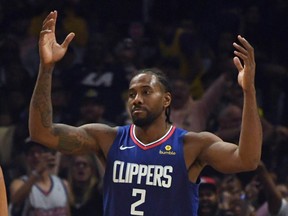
233, 35, 256, 92
39, 11, 75, 65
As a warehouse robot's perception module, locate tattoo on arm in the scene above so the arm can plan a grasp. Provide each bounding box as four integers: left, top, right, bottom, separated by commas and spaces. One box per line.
31, 71, 53, 128
53, 127, 90, 154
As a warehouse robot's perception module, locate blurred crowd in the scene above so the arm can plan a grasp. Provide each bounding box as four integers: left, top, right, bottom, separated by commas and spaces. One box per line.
0, 0, 288, 215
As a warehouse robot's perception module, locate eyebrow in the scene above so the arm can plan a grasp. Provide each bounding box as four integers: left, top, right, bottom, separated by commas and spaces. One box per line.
129, 85, 153, 91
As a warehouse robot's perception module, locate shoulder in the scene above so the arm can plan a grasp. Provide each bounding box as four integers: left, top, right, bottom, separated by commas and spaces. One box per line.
51, 175, 69, 190
61, 178, 70, 191
9, 177, 26, 193
80, 124, 125, 155
79, 123, 119, 144
81, 123, 118, 134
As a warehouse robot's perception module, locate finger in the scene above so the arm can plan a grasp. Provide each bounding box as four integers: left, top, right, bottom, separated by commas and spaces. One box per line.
42, 11, 54, 26
233, 56, 243, 72
236, 35, 255, 61
61, 32, 75, 49
233, 42, 248, 56
237, 35, 253, 51
42, 11, 56, 29
41, 11, 57, 33
234, 50, 248, 62
51, 10, 57, 33
41, 19, 54, 33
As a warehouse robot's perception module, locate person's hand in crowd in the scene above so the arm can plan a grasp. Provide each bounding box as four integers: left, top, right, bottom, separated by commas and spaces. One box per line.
34, 152, 57, 176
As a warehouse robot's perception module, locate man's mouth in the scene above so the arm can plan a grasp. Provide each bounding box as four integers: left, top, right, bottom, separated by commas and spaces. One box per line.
132, 106, 145, 113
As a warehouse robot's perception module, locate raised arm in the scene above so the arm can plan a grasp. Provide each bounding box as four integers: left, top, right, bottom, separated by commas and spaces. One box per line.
256, 162, 283, 215
196, 36, 262, 173
0, 166, 8, 216
29, 11, 116, 156
233, 35, 262, 169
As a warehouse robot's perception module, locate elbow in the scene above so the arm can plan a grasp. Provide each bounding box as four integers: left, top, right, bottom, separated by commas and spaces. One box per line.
242, 158, 260, 171
245, 163, 258, 172
29, 126, 50, 145
29, 128, 42, 143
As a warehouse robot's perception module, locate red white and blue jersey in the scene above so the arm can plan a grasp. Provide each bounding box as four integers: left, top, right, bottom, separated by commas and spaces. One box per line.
103, 124, 199, 216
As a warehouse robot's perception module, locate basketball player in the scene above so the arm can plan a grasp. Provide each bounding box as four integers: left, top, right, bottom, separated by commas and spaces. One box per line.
28, 11, 262, 215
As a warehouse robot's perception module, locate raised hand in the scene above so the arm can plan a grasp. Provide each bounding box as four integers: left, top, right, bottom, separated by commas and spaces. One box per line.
233, 35, 256, 92
35, 152, 57, 175
39, 10, 75, 65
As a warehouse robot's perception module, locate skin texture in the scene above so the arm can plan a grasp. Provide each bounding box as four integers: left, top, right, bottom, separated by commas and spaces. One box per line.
0, 166, 8, 216
29, 11, 262, 183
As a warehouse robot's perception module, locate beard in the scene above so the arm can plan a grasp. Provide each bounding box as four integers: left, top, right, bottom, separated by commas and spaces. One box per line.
131, 109, 162, 127
198, 202, 218, 216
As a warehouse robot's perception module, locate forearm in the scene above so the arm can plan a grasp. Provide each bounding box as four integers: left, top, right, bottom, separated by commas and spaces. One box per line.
29, 63, 56, 146
257, 165, 282, 214
10, 174, 39, 206
0, 167, 8, 216
238, 88, 263, 169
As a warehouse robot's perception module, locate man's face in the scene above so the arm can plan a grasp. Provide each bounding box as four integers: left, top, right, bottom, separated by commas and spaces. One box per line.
128, 73, 171, 127
198, 187, 218, 216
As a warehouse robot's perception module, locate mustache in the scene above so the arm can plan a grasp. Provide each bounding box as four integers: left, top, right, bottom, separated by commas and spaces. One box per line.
131, 105, 146, 112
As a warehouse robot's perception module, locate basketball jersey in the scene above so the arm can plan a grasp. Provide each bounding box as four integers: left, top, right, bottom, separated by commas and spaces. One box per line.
103, 124, 199, 216
20, 175, 69, 216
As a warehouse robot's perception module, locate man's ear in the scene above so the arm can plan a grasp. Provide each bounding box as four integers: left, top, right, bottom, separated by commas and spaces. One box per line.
163, 92, 172, 108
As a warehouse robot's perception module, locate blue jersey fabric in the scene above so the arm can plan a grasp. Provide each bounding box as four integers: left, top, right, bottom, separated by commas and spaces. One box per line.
103, 124, 199, 216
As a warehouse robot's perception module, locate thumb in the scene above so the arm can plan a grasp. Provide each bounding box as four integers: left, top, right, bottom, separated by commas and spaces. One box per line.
233, 56, 243, 72
61, 32, 75, 49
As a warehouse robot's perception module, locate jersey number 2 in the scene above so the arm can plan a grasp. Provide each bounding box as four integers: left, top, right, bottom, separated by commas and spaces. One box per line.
130, 188, 146, 215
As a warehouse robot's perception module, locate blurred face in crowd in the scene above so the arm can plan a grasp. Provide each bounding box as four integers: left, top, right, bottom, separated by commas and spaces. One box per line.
80, 100, 105, 123
72, 156, 93, 183
198, 186, 219, 216
26, 145, 45, 169
218, 104, 242, 129
26, 144, 56, 170
171, 79, 190, 109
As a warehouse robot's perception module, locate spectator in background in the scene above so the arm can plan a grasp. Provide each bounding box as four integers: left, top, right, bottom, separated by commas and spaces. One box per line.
0, 34, 33, 89
68, 154, 104, 216
63, 35, 128, 123
215, 103, 242, 143
256, 161, 288, 216
0, 110, 16, 170
50, 76, 74, 124
198, 176, 222, 216
0, 35, 33, 121
9, 138, 70, 216
170, 73, 229, 132
218, 174, 256, 216
114, 38, 139, 80
74, 89, 115, 127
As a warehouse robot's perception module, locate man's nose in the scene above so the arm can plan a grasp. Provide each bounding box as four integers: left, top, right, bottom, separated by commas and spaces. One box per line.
133, 93, 143, 104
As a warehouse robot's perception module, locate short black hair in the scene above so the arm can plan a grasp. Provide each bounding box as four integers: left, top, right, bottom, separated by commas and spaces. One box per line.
23, 137, 55, 155
136, 68, 172, 124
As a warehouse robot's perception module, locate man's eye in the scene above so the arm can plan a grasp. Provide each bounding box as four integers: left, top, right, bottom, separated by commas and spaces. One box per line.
143, 90, 151, 95
129, 93, 136, 98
